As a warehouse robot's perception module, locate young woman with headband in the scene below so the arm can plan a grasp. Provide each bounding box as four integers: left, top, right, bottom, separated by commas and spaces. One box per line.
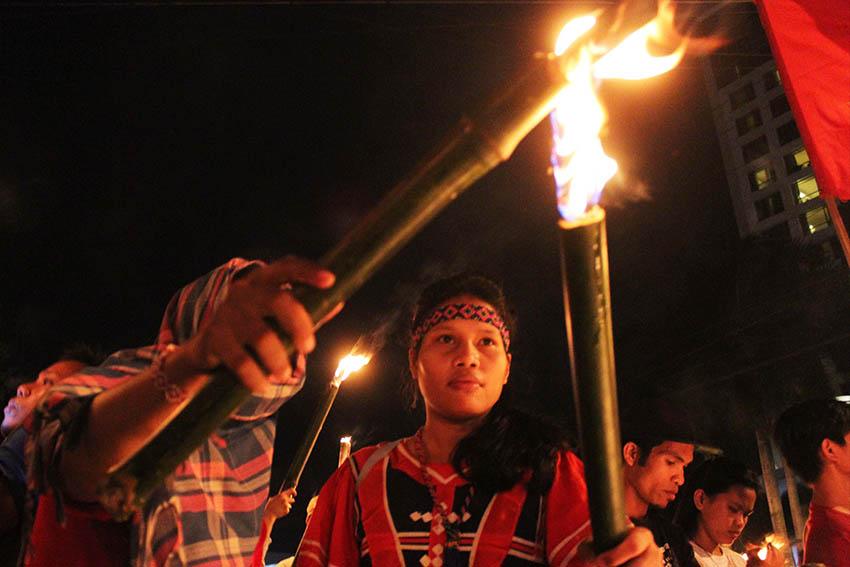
296, 273, 660, 567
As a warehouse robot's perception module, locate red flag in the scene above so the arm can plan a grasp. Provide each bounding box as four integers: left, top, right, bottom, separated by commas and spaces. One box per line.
755, 0, 850, 200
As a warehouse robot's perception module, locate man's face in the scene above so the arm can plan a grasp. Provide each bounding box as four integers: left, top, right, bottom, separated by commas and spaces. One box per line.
627, 441, 694, 509
1, 360, 85, 435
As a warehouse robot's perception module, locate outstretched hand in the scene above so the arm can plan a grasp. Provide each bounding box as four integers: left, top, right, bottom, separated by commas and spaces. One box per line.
180, 256, 342, 392
265, 488, 297, 523
578, 527, 663, 567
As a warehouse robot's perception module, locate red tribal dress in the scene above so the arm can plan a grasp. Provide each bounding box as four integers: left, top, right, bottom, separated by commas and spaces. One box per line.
296, 438, 591, 567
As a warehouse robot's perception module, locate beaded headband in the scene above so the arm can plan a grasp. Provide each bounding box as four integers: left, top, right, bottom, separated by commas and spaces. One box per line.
411, 303, 511, 352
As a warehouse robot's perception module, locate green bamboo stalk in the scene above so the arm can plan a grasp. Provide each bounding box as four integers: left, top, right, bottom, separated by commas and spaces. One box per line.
100, 0, 659, 520
279, 381, 339, 493
558, 206, 628, 553
100, 51, 570, 521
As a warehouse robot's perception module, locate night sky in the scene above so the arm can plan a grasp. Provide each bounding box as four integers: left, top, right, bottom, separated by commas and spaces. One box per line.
1, 2, 744, 552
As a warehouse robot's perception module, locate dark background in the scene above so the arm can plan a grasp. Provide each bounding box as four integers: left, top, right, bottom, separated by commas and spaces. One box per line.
1, 1, 806, 554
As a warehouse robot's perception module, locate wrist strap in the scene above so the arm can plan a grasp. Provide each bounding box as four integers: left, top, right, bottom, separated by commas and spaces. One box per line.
152, 344, 186, 403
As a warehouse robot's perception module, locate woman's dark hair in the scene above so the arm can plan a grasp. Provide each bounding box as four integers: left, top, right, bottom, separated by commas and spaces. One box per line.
677, 456, 760, 538
406, 273, 567, 494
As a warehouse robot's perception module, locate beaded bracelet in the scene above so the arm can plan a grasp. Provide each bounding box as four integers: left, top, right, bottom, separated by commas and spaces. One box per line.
151, 344, 186, 404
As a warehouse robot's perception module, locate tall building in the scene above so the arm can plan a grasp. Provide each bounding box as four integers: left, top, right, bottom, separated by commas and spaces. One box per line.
700, 5, 839, 256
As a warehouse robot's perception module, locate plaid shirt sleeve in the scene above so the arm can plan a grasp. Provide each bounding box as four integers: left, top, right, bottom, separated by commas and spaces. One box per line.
26, 257, 310, 567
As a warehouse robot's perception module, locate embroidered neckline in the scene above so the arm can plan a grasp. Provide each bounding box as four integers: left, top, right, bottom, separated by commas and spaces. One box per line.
413, 427, 473, 549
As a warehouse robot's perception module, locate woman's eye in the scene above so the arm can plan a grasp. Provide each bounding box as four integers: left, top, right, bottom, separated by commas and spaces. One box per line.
480, 337, 497, 347
436, 334, 454, 344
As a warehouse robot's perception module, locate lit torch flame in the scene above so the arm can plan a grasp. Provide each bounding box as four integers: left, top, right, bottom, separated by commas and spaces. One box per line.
333, 353, 371, 386
743, 533, 784, 562
551, 1, 686, 221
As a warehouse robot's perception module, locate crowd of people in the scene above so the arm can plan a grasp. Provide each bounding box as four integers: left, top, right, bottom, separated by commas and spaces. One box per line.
2, 255, 848, 567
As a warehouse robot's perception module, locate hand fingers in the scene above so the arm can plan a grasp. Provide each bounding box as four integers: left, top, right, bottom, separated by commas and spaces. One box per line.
266, 292, 317, 355
254, 255, 335, 290
211, 318, 274, 393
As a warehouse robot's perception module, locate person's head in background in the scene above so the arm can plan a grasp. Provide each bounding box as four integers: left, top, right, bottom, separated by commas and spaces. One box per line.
774, 398, 850, 487
620, 403, 697, 519
1, 344, 103, 435
678, 456, 760, 554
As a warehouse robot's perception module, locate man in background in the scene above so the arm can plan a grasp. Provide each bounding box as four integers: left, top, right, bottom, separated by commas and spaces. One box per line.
622, 412, 699, 567
775, 398, 850, 566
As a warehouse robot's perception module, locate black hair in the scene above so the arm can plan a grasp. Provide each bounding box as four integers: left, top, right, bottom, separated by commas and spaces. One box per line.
402, 273, 516, 409
677, 456, 760, 537
405, 273, 567, 494
620, 400, 698, 466
774, 398, 850, 484
58, 343, 106, 368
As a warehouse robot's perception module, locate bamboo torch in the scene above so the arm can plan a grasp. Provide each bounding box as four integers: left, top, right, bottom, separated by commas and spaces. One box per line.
99, 0, 661, 520
549, 4, 685, 553
279, 353, 369, 493
338, 436, 352, 466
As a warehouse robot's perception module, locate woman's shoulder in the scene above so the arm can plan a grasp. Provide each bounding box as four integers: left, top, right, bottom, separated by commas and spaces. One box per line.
348, 438, 411, 476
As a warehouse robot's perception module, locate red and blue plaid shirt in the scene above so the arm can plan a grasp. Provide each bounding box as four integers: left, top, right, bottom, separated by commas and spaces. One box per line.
26, 258, 305, 567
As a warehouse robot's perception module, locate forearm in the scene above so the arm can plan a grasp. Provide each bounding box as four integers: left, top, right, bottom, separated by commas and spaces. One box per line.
59, 347, 212, 502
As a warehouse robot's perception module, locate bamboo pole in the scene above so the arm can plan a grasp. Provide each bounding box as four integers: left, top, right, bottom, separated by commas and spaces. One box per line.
756, 427, 789, 541
782, 455, 806, 543
824, 195, 850, 270
98, 0, 660, 520
558, 206, 628, 553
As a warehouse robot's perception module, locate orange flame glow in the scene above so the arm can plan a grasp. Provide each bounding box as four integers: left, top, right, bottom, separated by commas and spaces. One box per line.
333, 352, 371, 386
551, 1, 686, 221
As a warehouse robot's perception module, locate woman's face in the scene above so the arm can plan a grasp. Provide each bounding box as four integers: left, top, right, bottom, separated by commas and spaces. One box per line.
410, 295, 511, 425
695, 484, 757, 547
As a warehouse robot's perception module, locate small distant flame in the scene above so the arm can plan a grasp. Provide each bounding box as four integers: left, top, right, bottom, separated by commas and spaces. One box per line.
550, 1, 687, 221
334, 352, 371, 386
743, 534, 783, 562
338, 435, 352, 466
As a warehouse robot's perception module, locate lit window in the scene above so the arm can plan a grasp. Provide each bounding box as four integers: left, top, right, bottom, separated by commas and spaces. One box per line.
800, 206, 831, 234
730, 83, 756, 110
770, 94, 791, 118
736, 109, 762, 136
777, 121, 801, 146
748, 167, 775, 191
743, 135, 770, 163
763, 69, 781, 91
755, 193, 784, 221
794, 175, 820, 203
783, 147, 810, 174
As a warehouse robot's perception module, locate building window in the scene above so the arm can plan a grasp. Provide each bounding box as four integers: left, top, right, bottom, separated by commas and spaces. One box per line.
763, 69, 781, 91
755, 192, 784, 221
736, 109, 762, 136
743, 135, 770, 163
794, 175, 820, 204
783, 147, 810, 174
730, 83, 756, 110
770, 94, 791, 118
777, 121, 801, 146
800, 206, 831, 234
748, 166, 775, 191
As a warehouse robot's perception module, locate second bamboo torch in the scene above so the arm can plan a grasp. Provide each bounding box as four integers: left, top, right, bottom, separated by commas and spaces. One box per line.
279, 352, 370, 493
548, 6, 686, 553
